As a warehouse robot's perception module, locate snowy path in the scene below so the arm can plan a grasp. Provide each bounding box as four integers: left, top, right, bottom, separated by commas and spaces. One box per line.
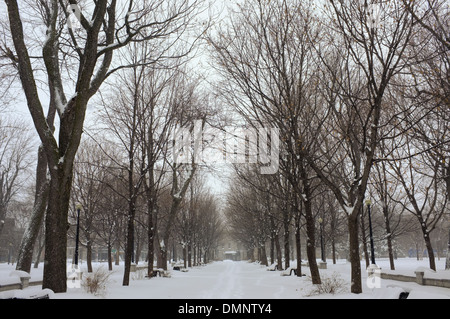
197, 260, 289, 298
64, 260, 304, 299
200, 260, 243, 298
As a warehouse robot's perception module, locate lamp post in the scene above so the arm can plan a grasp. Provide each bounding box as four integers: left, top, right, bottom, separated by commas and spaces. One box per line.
366, 199, 376, 265
74, 203, 82, 267
446, 228, 450, 270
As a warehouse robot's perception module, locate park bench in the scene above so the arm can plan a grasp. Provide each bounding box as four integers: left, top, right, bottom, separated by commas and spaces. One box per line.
149, 268, 171, 278
266, 264, 278, 271
281, 267, 297, 276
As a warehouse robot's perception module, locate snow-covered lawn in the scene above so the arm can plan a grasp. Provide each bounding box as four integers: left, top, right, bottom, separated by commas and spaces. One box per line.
1, 258, 449, 299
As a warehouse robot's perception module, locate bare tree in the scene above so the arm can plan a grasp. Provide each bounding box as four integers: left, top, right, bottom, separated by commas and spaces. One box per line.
94, 169, 126, 271
387, 135, 448, 270
401, 0, 449, 50
302, 0, 416, 293
0, 117, 33, 235
70, 139, 112, 272
139, 63, 190, 277
4, 0, 209, 292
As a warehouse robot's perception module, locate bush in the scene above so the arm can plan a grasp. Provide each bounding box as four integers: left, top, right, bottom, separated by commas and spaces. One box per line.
82, 267, 113, 297
306, 272, 346, 296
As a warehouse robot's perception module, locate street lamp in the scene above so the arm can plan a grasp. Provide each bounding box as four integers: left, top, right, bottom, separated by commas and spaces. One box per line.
366, 199, 376, 265
446, 228, 450, 270
318, 217, 325, 263
74, 202, 82, 267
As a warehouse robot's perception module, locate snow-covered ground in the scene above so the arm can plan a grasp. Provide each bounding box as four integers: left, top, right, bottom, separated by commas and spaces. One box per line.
1, 258, 449, 299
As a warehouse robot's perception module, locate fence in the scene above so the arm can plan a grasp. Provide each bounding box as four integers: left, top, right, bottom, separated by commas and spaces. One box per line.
0, 274, 42, 292
381, 270, 450, 289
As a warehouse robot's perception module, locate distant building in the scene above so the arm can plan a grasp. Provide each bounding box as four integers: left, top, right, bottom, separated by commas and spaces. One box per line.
215, 233, 245, 261
224, 250, 240, 261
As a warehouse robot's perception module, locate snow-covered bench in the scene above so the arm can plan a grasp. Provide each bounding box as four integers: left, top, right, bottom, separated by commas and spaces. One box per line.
266, 264, 278, 271
1, 288, 53, 299
151, 268, 171, 278
281, 267, 297, 276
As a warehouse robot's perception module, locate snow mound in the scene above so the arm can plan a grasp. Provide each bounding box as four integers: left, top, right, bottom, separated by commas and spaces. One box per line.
0, 288, 54, 299
414, 266, 436, 273
372, 287, 405, 299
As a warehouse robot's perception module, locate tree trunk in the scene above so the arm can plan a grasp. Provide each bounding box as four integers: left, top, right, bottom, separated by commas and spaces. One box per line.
423, 231, 436, 271
122, 198, 136, 285
16, 145, 49, 273
188, 244, 192, 267
348, 215, 362, 294
33, 240, 44, 269
275, 233, 283, 271
270, 215, 281, 269
332, 237, 337, 265
295, 219, 302, 276
107, 243, 113, 271
147, 213, 154, 276
383, 206, 395, 270
304, 198, 321, 285
160, 239, 168, 270
299, 165, 321, 284
146, 184, 155, 277
259, 243, 268, 266
115, 241, 120, 266
0, 203, 6, 235
135, 237, 141, 265
43, 165, 74, 293
16, 181, 48, 272
360, 209, 370, 269
193, 244, 197, 266
283, 210, 290, 270
86, 241, 93, 273
270, 235, 275, 265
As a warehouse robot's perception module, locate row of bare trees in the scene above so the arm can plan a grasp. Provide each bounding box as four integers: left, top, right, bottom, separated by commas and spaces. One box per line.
211, 0, 449, 293
0, 0, 448, 296
68, 138, 224, 279
1, 0, 214, 292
